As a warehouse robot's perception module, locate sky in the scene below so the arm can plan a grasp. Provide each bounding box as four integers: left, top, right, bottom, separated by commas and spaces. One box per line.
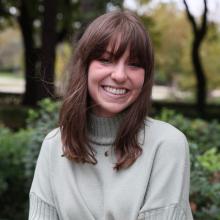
124, 0, 220, 23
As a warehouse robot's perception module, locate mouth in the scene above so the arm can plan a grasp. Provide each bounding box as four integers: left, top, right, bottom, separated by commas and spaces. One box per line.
102, 85, 128, 95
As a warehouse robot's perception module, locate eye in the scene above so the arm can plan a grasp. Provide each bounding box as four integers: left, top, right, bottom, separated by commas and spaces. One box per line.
97, 51, 115, 64
127, 58, 143, 68
98, 58, 111, 64
128, 62, 142, 68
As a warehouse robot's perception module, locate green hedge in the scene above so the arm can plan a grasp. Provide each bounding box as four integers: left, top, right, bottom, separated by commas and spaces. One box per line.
0, 99, 59, 220
156, 109, 220, 220
0, 127, 33, 219
0, 100, 220, 219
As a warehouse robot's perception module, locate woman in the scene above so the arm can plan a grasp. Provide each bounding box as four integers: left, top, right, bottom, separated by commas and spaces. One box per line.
29, 10, 193, 220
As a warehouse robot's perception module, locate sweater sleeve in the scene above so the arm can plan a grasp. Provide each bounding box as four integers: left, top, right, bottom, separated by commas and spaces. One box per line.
29, 130, 59, 219
29, 193, 59, 220
138, 132, 193, 220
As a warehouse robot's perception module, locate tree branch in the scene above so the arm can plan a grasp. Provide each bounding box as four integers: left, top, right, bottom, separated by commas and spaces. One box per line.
200, 0, 208, 38
183, 0, 198, 34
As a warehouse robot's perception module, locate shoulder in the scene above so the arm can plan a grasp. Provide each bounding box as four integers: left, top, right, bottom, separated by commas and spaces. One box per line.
40, 128, 62, 157
44, 127, 61, 142
144, 117, 187, 144
145, 117, 186, 140
141, 117, 189, 158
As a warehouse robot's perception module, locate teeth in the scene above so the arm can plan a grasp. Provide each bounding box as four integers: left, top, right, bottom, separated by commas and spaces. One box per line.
103, 86, 127, 95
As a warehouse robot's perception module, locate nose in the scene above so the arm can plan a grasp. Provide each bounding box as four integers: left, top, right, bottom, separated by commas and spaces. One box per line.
111, 62, 127, 83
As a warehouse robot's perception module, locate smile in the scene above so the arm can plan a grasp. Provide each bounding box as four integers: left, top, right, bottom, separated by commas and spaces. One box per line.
102, 86, 128, 95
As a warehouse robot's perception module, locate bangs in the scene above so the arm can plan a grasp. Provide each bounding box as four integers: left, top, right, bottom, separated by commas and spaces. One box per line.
87, 16, 149, 69
108, 25, 148, 69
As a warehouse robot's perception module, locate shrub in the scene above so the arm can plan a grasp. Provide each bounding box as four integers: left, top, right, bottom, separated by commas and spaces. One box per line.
156, 109, 220, 220
0, 126, 33, 220
1, 101, 220, 220
25, 98, 60, 182
0, 99, 59, 220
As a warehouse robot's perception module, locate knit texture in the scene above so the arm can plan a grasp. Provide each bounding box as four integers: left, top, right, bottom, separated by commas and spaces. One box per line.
29, 193, 59, 220
138, 204, 186, 220
29, 114, 193, 220
87, 112, 123, 145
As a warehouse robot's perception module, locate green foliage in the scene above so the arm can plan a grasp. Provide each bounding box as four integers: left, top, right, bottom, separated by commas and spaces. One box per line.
144, 2, 220, 97
0, 126, 33, 219
156, 109, 220, 220
198, 148, 220, 172
149, 3, 193, 89
202, 22, 220, 90
25, 98, 60, 181
0, 104, 28, 129
1, 101, 220, 219
0, 99, 59, 219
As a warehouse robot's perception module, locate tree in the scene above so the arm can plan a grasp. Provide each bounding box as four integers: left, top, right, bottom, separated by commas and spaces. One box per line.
39, 0, 57, 100
183, 0, 208, 116
202, 23, 220, 92
0, 0, 80, 105
146, 3, 191, 88
0, 0, 123, 106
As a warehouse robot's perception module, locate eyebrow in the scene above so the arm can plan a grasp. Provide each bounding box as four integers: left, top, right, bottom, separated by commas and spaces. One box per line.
102, 50, 140, 62
103, 50, 115, 56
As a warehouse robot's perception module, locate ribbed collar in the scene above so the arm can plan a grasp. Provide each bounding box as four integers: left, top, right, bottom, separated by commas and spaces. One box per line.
87, 113, 125, 146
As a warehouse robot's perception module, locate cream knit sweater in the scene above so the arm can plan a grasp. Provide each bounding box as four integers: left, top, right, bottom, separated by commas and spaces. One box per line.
29, 114, 193, 220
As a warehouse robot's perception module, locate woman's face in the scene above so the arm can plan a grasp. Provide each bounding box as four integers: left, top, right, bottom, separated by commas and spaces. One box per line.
88, 47, 145, 117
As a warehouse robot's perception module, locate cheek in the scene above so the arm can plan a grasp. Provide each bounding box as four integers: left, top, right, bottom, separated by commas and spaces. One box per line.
88, 62, 98, 84
132, 71, 145, 90
87, 62, 103, 100
87, 61, 103, 85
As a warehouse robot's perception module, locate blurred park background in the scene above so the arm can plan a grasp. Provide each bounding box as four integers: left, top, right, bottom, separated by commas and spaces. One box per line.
0, 0, 220, 219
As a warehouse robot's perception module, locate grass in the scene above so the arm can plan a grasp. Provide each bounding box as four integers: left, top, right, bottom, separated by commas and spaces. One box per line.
0, 71, 24, 79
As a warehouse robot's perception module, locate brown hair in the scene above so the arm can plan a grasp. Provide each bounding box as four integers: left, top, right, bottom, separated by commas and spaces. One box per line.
59, 10, 154, 170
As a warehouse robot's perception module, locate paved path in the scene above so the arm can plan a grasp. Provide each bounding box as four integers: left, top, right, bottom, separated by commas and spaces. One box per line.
0, 76, 24, 93
1, 76, 220, 100
0, 76, 173, 99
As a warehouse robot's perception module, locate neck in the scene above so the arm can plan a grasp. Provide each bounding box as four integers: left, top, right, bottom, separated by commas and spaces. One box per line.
87, 112, 124, 145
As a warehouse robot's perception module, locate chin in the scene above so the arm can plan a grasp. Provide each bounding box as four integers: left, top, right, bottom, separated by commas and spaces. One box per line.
96, 105, 127, 117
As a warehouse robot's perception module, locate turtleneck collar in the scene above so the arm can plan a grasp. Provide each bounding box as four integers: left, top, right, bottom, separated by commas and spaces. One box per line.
87, 112, 125, 146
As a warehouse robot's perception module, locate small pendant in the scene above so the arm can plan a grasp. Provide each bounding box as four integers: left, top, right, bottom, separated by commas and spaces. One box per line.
104, 151, 108, 157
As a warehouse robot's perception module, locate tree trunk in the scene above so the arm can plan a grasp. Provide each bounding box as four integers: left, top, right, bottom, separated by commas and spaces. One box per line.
18, 0, 57, 106
18, 0, 39, 105
39, 0, 57, 100
183, 0, 208, 117
192, 40, 206, 116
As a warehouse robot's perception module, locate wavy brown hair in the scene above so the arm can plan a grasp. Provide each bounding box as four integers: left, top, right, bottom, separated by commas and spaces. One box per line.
59, 10, 154, 170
